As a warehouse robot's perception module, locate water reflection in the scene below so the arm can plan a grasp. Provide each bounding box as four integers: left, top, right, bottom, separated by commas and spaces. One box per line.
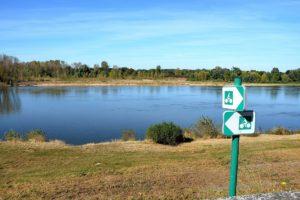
21, 87, 70, 97
0, 86, 21, 114
284, 87, 300, 98
267, 86, 281, 99
93, 87, 120, 95
73, 87, 89, 95
149, 86, 161, 94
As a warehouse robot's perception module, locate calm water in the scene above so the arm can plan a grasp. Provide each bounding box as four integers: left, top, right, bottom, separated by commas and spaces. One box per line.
0, 86, 299, 144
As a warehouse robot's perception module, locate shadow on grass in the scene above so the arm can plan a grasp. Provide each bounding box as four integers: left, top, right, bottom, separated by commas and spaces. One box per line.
183, 137, 194, 143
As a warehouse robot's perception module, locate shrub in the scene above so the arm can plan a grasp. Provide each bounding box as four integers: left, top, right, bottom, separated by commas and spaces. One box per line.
191, 116, 221, 138
122, 130, 136, 141
4, 130, 22, 141
26, 129, 46, 142
146, 122, 183, 145
268, 127, 294, 135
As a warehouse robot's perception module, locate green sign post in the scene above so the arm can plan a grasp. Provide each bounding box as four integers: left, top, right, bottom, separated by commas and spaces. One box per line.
229, 134, 239, 197
222, 78, 256, 197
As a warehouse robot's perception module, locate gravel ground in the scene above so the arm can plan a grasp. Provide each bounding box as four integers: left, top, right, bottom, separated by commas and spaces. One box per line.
220, 191, 300, 200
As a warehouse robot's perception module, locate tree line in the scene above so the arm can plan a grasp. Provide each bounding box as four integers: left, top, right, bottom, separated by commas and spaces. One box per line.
1, 54, 300, 85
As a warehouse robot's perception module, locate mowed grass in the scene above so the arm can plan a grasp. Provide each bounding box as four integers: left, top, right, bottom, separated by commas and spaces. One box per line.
0, 135, 299, 199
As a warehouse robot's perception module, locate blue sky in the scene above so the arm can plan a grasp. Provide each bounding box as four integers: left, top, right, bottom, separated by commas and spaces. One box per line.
1, 0, 300, 71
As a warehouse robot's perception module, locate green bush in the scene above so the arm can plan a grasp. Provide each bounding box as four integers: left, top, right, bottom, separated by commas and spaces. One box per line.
122, 130, 136, 141
268, 127, 294, 135
4, 130, 22, 141
191, 116, 221, 138
146, 122, 183, 145
26, 129, 46, 142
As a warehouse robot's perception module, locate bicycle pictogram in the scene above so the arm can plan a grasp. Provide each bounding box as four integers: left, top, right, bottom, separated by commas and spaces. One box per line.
239, 117, 251, 130
224, 91, 233, 105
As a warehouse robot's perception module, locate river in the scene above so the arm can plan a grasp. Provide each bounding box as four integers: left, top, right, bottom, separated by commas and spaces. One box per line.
0, 86, 299, 144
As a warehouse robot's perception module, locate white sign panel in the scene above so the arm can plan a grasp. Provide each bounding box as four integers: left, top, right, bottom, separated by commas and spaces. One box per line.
222, 86, 245, 111
223, 111, 255, 136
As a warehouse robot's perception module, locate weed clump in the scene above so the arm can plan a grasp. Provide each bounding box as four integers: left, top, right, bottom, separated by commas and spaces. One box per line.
26, 129, 46, 142
191, 116, 221, 138
122, 130, 136, 141
146, 122, 183, 146
268, 127, 294, 135
4, 130, 22, 141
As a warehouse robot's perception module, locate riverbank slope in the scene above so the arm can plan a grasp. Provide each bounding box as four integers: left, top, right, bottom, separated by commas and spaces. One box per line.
0, 134, 299, 199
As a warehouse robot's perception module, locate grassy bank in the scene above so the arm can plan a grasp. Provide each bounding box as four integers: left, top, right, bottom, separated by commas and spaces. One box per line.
0, 134, 299, 199
17, 78, 300, 87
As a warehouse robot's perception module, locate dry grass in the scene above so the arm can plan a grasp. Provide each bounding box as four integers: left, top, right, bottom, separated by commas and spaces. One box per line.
0, 134, 299, 199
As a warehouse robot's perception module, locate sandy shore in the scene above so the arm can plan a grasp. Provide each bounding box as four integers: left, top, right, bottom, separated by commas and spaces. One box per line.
17, 79, 300, 87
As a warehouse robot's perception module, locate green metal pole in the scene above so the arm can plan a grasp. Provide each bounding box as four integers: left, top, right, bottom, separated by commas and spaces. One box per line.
229, 135, 240, 197
229, 77, 242, 197
234, 77, 242, 86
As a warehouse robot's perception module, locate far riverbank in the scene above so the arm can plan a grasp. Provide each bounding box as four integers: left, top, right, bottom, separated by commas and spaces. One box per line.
16, 78, 300, 87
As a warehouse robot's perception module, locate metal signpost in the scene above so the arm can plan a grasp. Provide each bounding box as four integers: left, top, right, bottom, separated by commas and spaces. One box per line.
222, 78, 256, 197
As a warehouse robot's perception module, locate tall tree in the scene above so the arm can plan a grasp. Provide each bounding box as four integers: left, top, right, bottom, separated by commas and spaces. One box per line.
101, 61, 109, 77
271, 67, 281, 82
260, 73, 269, 83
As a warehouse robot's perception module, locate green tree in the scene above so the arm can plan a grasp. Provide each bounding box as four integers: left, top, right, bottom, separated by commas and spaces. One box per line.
0, 55, 19, 85
260, 73, 269, 83
1, 54, 300, 85
271, 67, 281, 82
175, 68, 182, 77
244, 71, 261, 83
101, 61, 110, 77
194, 71, 209, 81
210, 66, 226, 80
281, 74, 291, 83
286, 69, 300, 82
155, 65, 161, 78
224, 70, 232, 82
109, 66, 122, 79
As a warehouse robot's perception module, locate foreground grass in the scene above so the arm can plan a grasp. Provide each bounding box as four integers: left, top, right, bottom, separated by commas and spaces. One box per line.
0, 135, 299, 199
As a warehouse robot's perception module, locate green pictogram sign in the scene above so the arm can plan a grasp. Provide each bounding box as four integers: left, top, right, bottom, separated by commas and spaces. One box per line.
224, 91, 233, 105
223, 111, 255, 136
222, 86, 245, 111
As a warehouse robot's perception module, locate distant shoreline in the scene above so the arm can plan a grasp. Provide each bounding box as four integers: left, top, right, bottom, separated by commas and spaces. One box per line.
16, 79, 300, 87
